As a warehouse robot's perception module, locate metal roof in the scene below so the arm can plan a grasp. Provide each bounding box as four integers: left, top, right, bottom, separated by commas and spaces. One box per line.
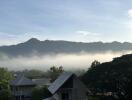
10, 74, 36, 86
32, 78, 51, 86
48, 72, 73, 94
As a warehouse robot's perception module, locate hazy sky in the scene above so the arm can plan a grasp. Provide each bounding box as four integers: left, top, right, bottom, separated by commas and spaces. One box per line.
1, 0, 132, 45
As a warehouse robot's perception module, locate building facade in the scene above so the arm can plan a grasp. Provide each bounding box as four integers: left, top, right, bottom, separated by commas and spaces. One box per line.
44, 72, 87, 100
10, 75, 36, 100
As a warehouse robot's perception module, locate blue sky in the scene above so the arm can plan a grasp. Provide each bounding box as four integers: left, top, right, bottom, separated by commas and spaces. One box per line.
0, 0, 132, 45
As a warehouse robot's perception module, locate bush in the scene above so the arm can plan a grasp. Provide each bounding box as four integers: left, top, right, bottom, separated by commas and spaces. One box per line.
31, 87, 51, 100
0, 89, 11, 100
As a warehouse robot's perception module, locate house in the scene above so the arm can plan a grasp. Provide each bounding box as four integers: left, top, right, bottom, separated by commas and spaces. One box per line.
32, 78, 51, 87
10, 74, 51, 100
10, 74, 36, 100
44, 72, 87, 100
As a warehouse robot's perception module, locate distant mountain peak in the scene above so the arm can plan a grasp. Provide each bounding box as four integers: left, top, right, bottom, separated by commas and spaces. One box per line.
112, 41, 121, 44
1, 39, 132, 57
26, 38, 40, 43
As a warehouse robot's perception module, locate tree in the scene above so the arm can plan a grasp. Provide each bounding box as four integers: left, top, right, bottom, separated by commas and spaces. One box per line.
81, 54, 132, 100
48, 66, 64, 82
0, 68, 12, 90
31, 87, 51, 100
0, 67, 12, 100
0, 89, 11, 100
126, 80, 132, 100
90, 60, 100, 68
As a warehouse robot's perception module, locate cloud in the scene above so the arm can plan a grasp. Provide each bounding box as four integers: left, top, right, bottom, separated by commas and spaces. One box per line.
1, 51, 132, 71
76, 30, 100, 36
71, 30, 102, 42
0, 0, 130, 43
0, 32, 21, 45
0, 32, 17, 38
128, 9, 132, 17
125, 10, 132, 31
0, 31, 51, 46
127, 22, 132, 28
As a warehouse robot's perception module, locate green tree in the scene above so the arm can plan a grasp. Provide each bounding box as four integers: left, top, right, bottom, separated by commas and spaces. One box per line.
0, 68, 12, 89
48, 66, 64, 82
81, 54, 132, 100
31, 87, 51, 100
0, 67, 12, 100
0, 89, 11, 100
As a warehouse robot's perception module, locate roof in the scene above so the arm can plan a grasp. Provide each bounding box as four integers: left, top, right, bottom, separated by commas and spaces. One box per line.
10, 74, 36, 86
48, 72, 73, 94
32, 78, 51, 86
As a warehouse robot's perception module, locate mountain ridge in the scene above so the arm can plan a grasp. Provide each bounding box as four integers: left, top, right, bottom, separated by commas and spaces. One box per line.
1, 38, 132, 57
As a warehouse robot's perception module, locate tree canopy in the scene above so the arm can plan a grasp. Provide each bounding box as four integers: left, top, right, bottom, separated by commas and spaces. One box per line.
48, 66, 64, 82
0, 67, 12, 100
81, 54, 132, 100
31, 86, 51, 100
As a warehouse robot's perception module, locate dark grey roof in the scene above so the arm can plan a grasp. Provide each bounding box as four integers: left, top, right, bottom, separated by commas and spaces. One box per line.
10, 74, 36, 86
48, 72, 73, 94
32, 78, 51, 86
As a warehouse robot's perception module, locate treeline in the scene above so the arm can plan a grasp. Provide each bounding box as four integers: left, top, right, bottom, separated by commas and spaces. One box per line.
11, 66, 84, 80
81, 54, 132, 100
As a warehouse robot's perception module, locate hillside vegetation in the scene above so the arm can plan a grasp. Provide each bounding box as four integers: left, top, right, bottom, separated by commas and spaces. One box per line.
81, 54, 132, 100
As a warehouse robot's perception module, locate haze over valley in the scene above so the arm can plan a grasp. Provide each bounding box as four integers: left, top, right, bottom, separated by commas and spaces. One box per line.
1, 38, 132, 70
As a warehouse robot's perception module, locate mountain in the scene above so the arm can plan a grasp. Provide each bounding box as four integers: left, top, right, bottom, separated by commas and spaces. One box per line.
1, 38, 132, 57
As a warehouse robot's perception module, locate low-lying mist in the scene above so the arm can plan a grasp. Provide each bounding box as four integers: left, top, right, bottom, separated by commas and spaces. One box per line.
0, 51, 132, 71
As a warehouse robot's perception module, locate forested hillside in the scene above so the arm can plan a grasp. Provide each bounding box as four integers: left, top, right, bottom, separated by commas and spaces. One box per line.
81, 54, 132, 100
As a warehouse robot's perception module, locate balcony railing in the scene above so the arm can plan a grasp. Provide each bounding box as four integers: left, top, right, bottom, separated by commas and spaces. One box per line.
11, 91, 32, 96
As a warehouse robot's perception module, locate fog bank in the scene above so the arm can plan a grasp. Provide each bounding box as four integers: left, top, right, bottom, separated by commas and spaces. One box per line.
0, 51, 132, 71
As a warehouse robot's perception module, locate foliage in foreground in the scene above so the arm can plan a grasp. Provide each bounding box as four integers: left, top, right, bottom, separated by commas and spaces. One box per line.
81, 54, 132, 100
0, 67, 12, 100
30, 86, 51, 100
87, 96, 116, 100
